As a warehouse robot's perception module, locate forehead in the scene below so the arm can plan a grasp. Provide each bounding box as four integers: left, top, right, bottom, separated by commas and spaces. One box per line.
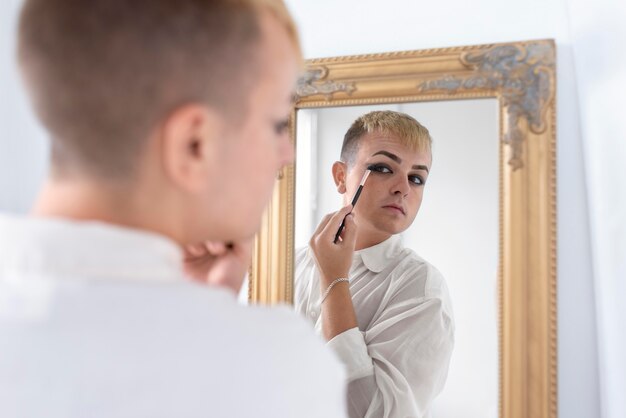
355, 132, 432, 166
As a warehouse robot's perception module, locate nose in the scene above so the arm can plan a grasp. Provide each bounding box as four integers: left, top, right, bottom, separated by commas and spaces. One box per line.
390, 174, 410, 197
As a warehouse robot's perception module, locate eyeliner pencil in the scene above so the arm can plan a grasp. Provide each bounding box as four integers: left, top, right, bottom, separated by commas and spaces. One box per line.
333, 169, 372, 244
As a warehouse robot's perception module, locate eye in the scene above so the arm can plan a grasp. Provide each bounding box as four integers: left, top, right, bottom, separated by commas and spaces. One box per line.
368, 163, 392, 174
409, 175, 425, 186
274, 119, 290, 135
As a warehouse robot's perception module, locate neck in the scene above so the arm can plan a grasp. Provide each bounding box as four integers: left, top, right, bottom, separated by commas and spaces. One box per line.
354, 229, 391, 251
32, 176, 184, 244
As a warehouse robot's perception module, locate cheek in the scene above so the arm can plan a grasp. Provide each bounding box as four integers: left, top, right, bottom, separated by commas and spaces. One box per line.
355, 182, 378, 205
360, 174, 383, 194
409, 189, 424, 212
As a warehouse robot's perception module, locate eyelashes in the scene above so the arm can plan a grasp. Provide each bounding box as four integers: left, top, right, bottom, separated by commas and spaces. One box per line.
367, 163, 391, 174
409, 175, 425, 186
274, 119, 290, 135
367, 163, 425, 186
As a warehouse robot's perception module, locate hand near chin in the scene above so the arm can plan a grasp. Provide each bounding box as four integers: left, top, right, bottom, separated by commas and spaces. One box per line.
309, 205, 358, 287
183, 238, 254, 293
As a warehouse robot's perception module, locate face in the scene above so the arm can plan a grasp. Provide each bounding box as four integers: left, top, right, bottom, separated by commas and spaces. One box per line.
337, 132, 432, 248
193, 13, 298, 241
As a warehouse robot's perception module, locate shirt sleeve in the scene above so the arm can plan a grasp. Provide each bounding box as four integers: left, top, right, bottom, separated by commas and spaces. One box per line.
326, 290, 455, 418
327, 327, 374, 380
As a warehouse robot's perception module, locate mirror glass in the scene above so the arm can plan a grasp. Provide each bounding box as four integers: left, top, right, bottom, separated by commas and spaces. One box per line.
294, 99, 500, 417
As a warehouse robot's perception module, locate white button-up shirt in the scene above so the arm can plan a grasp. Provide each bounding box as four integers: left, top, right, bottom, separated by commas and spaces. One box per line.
0, 214, 347, 418
295, 235, 455, 418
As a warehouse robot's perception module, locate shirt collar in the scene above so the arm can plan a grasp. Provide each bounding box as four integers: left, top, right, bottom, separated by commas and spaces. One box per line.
353, 234, 403, 273
0, 214, 184, 282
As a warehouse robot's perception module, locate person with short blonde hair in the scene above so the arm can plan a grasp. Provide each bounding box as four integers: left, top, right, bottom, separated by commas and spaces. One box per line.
0, 1, 347, 417
18, 0, 301, 180
296, 110, 454, 418
341, 110, 432, 165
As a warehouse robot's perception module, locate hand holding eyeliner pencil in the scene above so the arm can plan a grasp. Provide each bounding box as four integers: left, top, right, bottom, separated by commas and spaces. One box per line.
333, 168, 372, 244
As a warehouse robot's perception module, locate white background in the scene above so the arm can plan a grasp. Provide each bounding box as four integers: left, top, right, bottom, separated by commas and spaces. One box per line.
0, 0, 49, 214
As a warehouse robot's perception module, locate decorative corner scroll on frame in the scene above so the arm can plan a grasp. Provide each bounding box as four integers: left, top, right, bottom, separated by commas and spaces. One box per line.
418, 42, 555, 170
296, 66, 357, 101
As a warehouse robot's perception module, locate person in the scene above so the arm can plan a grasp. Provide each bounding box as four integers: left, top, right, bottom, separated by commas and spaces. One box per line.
295, 110, 455, 418
0, 1, 347, 417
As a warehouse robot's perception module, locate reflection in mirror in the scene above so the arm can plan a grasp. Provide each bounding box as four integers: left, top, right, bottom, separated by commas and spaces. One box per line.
294, 100, 499, 418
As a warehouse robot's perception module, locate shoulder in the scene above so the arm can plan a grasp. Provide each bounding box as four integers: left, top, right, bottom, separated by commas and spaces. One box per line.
100, 283, 346, 390
390, 249, 444, 295
160, 283, 328, 354
389, 248, 454, 318
184, 286, 342, 374
243, 303, 343, 370
212, 297, 346, 415
1, 281, 346, 417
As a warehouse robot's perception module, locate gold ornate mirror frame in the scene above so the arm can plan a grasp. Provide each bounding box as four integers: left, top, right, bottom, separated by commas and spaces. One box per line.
250, 39, 557, 418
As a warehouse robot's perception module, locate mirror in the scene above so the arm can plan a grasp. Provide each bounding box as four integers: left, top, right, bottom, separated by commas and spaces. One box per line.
250, 40, 557, 418
294, 100, 499, 417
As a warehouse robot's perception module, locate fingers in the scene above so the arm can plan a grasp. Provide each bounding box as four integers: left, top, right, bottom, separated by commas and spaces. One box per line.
340, 213, 357, 248
228, 238, 254, 260
185, 238, 254, 263
206, 256, 248, 293
205, 241, 228, 255
308, 206, 358, 284
310, 213, 333, 249
310, 205, 354, 250
312, 212, 334, 239
184, 243, 208, 259
183, 241, 229, 261
320, 204, 353, 240
183, 238, 252, 288
313, 205, 353, 237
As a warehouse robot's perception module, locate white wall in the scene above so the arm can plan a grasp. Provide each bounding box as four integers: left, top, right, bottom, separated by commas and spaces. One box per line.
566, 1, 626, 417
0, 0, 49, 214
285, 0, 600, 417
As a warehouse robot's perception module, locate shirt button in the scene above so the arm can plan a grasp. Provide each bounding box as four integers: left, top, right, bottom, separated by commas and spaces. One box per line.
310, 310, 317, 318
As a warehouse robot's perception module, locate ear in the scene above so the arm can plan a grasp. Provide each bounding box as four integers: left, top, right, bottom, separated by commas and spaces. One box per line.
159, 104, 224, 193
332, 161, 348, 194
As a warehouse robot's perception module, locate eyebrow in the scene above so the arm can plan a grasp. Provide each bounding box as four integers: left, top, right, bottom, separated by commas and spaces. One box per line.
371, 150, 430, 173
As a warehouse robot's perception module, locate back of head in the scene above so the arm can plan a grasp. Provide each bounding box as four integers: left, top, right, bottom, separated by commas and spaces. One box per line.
340, 110, 432, 166
17, 0, 298, 180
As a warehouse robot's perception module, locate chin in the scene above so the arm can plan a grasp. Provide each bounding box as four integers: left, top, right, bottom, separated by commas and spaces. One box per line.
234, 219, 263, 241
376, 222, 410, 237
189, 220, 260, 244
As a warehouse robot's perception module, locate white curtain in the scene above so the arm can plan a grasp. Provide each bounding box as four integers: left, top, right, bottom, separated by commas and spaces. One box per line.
567, 1, 626, 417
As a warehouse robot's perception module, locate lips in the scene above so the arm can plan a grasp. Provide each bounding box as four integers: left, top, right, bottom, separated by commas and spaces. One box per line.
382, 203, 406, 215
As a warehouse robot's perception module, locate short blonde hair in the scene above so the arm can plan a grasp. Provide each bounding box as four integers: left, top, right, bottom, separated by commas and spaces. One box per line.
18, 0, 301, 179
340, 110, 432, 164
256, 0, 301, 58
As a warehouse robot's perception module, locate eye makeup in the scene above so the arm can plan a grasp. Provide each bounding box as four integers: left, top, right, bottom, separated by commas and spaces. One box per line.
368, 162, 392, 174
273, 118, 290, 135
333, 166, 374, 244
368, 162, 426, 185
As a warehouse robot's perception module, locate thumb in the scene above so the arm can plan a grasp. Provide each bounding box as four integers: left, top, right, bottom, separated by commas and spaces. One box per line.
206, 253, 244, 290
340, 213, 358, 249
